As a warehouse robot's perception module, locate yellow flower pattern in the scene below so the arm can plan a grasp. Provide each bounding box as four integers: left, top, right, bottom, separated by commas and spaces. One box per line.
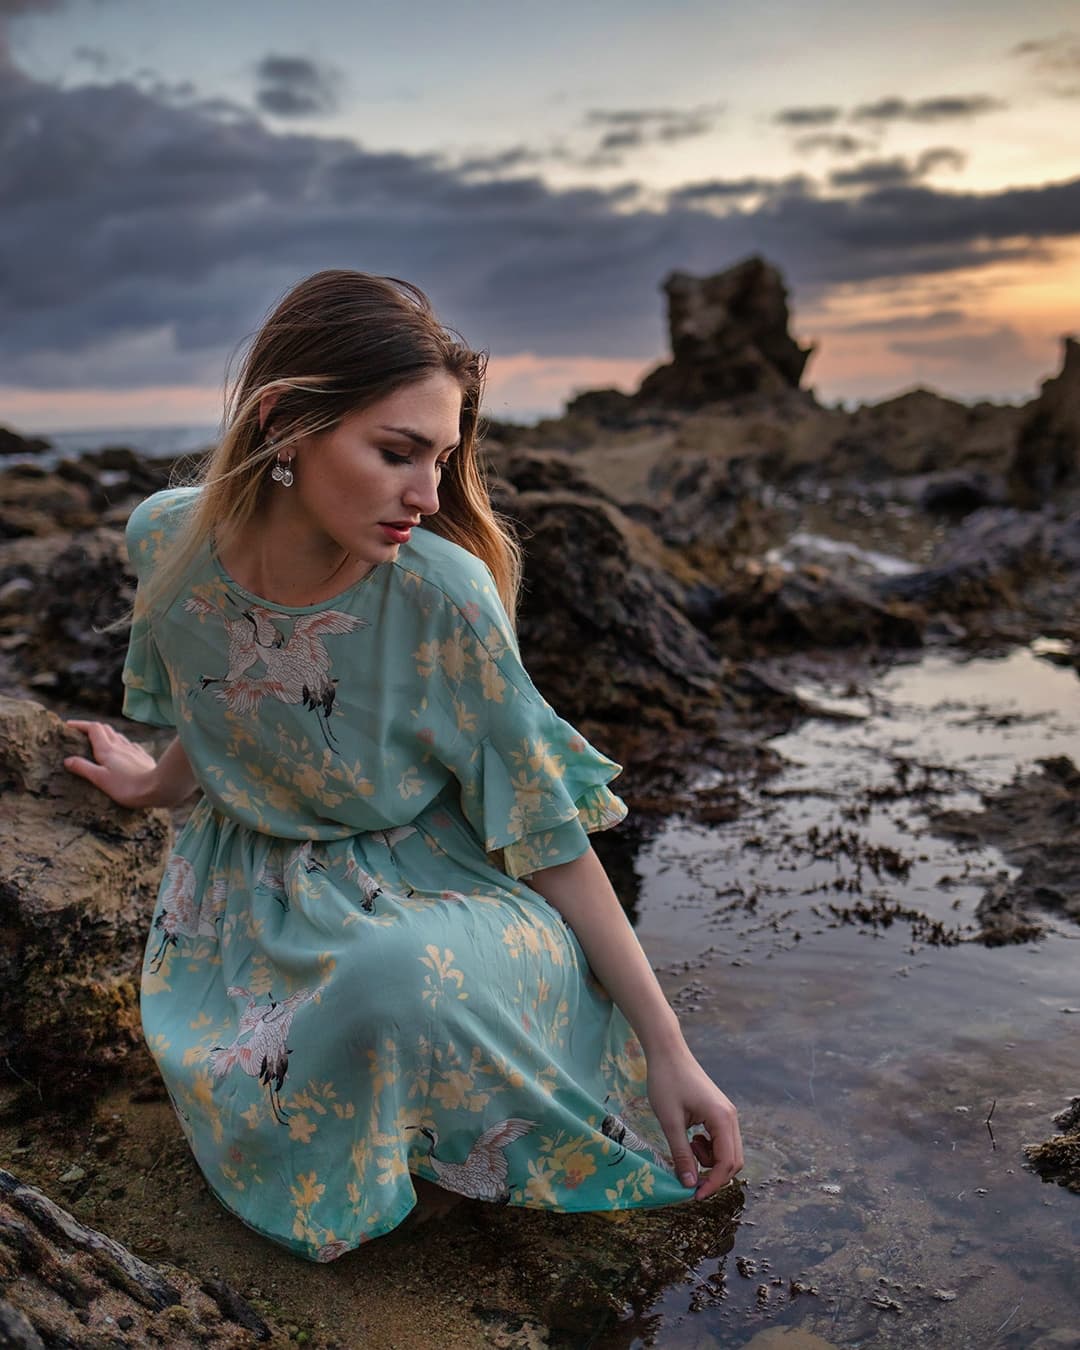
125, 487, 687, 1265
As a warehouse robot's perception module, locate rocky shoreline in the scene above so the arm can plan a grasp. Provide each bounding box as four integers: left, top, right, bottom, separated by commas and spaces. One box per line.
2, 256, 1079, 1346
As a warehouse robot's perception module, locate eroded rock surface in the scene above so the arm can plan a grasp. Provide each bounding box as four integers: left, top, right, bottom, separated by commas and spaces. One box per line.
507, 486, 727, 767
636, 257, 814, 407
1010, 336, 1080, 507
0, 696, 171, 1090
0, 1168, 274, 1348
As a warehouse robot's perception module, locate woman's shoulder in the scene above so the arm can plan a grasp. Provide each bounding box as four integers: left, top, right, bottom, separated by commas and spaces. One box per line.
392, 527, 513, 640
125, 486, 200, 549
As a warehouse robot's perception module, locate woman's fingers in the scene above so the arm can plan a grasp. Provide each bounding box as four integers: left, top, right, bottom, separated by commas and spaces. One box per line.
63, 754, 107, 787
693, 1103, 744, 1200
656, 1111, 701, 1190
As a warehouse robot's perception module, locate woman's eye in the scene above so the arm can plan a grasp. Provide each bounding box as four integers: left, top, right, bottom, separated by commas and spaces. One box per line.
381, 449, 412, 466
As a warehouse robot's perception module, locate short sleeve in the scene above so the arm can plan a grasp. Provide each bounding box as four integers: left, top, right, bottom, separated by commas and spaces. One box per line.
120, 497, 176, 728
417, 557, 627, 879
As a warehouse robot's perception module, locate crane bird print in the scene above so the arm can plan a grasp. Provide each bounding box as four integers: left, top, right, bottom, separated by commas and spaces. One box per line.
148, 855, 218, 972
208, 986, 314, 1123
600, 1098, 672, 1170
409, 1117, 536, 1202
185, 593, 366, 748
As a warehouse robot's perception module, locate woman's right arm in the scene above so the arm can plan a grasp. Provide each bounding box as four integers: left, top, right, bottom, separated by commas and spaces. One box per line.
64, 722, 198, 809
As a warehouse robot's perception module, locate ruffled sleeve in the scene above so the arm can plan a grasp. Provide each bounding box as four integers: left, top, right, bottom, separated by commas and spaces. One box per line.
120, 494, 178, 728
415, 553, 627, 879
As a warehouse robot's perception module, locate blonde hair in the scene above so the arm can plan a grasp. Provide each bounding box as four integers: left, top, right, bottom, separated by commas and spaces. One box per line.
143, 270, 521, 619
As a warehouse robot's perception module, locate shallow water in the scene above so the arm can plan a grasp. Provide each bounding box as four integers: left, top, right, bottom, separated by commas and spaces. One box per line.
624, 646, 1080, 1349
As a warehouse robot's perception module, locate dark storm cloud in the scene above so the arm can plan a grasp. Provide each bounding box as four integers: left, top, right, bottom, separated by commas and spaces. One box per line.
773, 106, 841, 128
0, 68, 1077, 392
670, 174, 815, 203
851, 94, 1005, 124
457, 145, 552, 175
830, 147, 966, 188
794, 133, 868, 156
254, 54, 340, 118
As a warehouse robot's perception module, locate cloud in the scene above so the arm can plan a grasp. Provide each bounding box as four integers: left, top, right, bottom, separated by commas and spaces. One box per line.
830, 147, 966, 189
670, 174, 815, 204
774, 106, 841, 128
254, 54, 340, 118
582, 104, 720, 162
889, 325, 1029, 366
850, 94, 1005, 123
794, 132, 869, 156
842, 308, 967, 333
0, 66, 1076, 396
1011, 32, 1080, 97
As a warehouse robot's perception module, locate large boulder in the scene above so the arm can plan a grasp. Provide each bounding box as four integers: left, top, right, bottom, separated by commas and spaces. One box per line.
0, 696, 171, 1091
635, 256, 814, 407
0, 526, 134, 712
0, 426, 50, 458
1009, 336, 1080, 507
508, 487, 726, 764
0, 464, 97, 540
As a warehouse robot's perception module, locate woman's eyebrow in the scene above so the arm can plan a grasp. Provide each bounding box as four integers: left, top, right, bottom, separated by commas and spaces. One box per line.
378, 424, 460, 454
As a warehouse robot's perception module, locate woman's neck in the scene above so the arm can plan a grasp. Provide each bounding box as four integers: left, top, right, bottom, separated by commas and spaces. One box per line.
217, 508, 374, 606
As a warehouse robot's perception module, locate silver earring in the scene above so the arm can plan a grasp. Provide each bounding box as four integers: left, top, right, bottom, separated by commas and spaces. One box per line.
270, 453, 294, 488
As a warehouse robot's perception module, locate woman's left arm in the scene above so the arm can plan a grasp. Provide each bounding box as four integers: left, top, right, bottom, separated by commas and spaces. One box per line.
527, 845, 743, 1199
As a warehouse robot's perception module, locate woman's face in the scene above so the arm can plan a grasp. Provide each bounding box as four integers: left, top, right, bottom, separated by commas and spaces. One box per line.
283, 370, 463, 566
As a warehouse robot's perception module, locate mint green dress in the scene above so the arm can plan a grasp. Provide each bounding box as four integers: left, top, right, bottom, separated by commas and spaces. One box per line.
124, 487, 690, 1262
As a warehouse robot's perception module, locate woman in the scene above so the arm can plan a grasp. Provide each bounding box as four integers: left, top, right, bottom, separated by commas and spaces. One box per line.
65, 270, 742, 1262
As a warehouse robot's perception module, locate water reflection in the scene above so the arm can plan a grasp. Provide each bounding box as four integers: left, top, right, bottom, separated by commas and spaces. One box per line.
626, 644, 1080, 1348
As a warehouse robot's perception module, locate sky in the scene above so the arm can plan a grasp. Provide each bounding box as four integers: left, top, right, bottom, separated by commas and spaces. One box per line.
1, 0, 1078, 432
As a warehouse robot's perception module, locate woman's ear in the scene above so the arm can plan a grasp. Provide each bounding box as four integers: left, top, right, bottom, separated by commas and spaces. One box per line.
258, 391, 280, 434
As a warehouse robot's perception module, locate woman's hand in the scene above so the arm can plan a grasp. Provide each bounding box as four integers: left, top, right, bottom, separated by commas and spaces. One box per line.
647, 1046, 744, 1201
64, 720, 162, 807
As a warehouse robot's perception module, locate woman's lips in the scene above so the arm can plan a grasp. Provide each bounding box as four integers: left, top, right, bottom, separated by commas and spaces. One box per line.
379, 523, 412, 544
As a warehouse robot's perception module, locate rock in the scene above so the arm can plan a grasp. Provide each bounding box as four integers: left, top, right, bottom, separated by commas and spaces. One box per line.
918, 470, 1001, 517
0, 426, 51, 458
635, 256, 814, 407
0, 526, 134, 713
0, 696, 172, 1091
507, 487, 727, 766
488, 449, 616, 501
709, 563, 924, 654
0, 466, 96, 539
462, 1185, 741, 1336
931, 756, 1080, 943
0, 1168, 274, 1346
1009, 336, 1080, 507
873, 507, 1052, 615
826, 388, 1021, 480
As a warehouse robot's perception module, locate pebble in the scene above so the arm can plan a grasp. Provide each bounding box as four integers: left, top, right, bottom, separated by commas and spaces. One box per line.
59, 1165, 86, 1184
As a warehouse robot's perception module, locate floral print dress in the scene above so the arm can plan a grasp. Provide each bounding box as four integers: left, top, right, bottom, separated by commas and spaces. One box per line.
125, 488, 690, 1262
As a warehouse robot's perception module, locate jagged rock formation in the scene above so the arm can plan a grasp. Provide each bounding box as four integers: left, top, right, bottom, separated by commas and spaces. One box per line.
0, 696, 171, 1091
1009, 336, 1080, 507
634, 256, 814, 407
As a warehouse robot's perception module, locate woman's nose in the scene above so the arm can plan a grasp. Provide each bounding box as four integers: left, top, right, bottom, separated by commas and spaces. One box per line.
403, 463, 441, 517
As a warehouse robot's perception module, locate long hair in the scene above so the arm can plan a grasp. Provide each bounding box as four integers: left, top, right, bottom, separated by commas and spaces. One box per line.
143, 270, 521, 619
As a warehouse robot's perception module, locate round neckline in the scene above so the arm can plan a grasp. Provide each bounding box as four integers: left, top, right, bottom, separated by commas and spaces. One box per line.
209, 535, 382, 614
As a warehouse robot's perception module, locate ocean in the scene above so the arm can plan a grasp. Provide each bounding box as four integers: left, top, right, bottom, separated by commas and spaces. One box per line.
1, 424, 221, 468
